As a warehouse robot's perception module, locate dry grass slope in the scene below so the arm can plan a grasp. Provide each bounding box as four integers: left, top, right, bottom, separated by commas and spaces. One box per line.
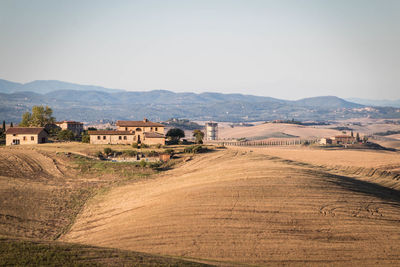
63, 147, 400, 265
0, 144, 211, 266
0, 238, 211, 266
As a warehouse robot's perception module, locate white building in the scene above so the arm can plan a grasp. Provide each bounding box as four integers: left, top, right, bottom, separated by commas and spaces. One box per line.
205, 122, 218, 140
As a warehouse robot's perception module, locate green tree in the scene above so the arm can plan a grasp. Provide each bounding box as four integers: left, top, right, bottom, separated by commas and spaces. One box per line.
10, 122, 13, 127
57, 130, 75, 141
351, 131, 354, 137
19, 106, 55, 127
193, 129, 204, 144
20, 112, 32, 127
103, 147, 113, 156
81, 132, 90, 143
0, 121, 4, 139
356, 132, 360, 142
166, 128, 185, 142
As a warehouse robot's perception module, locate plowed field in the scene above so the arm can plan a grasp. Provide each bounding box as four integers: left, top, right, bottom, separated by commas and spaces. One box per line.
63, 148, 400, 265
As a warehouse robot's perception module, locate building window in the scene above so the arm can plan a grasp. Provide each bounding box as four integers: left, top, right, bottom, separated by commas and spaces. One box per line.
125, 127, 128, 131
23, 136, 26, 141
151, 127, 153, 131
124, 136, 127, 140
155, 127, 158, 131
119, 136, 122, 140
103, 136, 106, 140
31, 136, 34, 141
97, 136, 100, 140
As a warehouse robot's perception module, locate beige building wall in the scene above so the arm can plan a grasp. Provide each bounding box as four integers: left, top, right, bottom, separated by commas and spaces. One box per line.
90, 134, 135, 145
117, 126, 164, 134
143, 137, 165, 145
58, 122, 83, 135
6, 132, 47, 146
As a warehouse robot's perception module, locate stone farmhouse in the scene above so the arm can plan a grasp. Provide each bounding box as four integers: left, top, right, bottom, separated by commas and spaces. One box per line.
55, 121, 84, 135
89, 118, 165, 145
320, 135, 356, 145
5, 127, 48, 146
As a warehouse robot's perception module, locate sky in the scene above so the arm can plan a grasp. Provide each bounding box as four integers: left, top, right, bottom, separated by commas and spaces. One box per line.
0, 0, 399, 100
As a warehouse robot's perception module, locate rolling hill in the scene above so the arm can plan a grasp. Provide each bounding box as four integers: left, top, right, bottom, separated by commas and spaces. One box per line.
0, 79, 124, 94
0, 78, 399, 123
62, 147, 400, 265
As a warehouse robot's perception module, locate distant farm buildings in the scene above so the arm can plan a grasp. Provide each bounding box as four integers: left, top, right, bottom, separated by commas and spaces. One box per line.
5, 127, 48, 146
320, 135, 356, 145
89, 118, 166, 145
55, 121, 84, 135
205, 122, 218, 141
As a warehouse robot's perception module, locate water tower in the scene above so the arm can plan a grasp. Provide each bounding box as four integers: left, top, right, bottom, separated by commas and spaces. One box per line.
205, 122, 218, 140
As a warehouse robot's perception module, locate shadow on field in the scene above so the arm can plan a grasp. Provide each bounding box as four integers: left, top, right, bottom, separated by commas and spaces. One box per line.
305, 169, 400, 204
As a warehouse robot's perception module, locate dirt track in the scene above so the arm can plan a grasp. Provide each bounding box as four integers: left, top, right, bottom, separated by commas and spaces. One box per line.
63, 148, 400, 265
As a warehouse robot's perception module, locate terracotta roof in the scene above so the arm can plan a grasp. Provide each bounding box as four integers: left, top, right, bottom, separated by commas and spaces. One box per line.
334, 135, 355, 138
144, 132, 165, 138
88, 130, 134, 135
116, 120, 164, 127
6, 127, 47, 135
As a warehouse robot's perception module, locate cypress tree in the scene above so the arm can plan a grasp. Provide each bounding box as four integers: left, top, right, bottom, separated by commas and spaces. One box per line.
2, 120, 5, 132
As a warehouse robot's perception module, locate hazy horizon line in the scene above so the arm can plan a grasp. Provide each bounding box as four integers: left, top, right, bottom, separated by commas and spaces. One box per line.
1, 77, 399, 102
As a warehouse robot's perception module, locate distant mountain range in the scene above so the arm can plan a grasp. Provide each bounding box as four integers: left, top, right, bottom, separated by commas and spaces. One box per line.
347, 98, 400, 108
0, 79, 124, 94
1, 79, 399, 123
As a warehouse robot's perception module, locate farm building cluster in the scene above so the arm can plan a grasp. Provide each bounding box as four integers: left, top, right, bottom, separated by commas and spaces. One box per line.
4, 118, 167, 146
89, 119, 165, 145
319, 135, 357, 145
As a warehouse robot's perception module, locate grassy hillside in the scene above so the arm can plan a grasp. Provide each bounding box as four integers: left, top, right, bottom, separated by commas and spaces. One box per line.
0, 238, 211, 266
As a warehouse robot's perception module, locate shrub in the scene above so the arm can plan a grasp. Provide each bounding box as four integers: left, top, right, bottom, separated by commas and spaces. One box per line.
184, 145, 208, 154
95, 151, 103, 159
148, 161, 162, 169
122, 150, 137, 157
103, 148, 113, 156
166, 139, 179, 145
163, 149, 174, 155
146, 150, 159, 157
81, 133, 90, 143
57, 130, 75, 141
140, 143, 149, 148
139, 159, 147, 168
132, 143, 139, 148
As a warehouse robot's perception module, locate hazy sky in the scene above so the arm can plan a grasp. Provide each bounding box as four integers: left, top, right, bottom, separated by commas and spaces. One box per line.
0, 0, 399, 99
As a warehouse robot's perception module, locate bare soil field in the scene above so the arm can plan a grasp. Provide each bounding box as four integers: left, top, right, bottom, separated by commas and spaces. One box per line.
218, 119, 400, 142
63, 146, 400, 266
219, 123, 343, 140
0, 144, 210, 266
387, 134, 400, 140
